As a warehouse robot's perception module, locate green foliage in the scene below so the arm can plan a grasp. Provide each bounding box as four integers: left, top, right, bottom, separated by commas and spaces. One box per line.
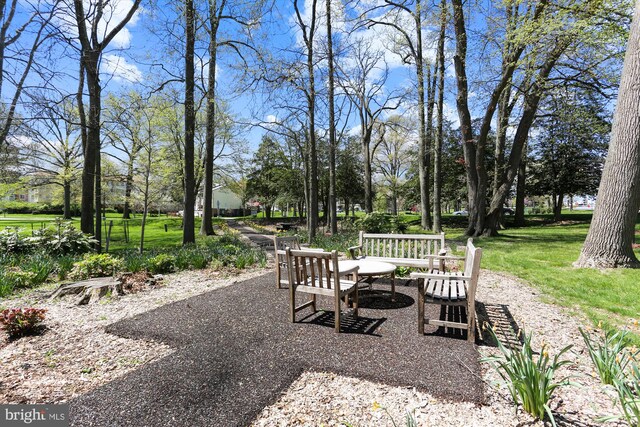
146, 253, 176, 274
0, 307, 47, 339
0, 227, 34, 253
37, 220, 97, 255
356, 213, 393, 233
580, 327, 638, 386
70, 253, 124, 280
0, 221, 95, 255
355, 213, 408, 234
610, 362, 640, 427
2, 268, 38, 288
482, 327, 573, 425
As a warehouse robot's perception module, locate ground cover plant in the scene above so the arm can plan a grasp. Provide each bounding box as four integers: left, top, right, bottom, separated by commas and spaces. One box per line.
0, 307, 47, 339
0, 216, 267, 298
483, 327, 574, 426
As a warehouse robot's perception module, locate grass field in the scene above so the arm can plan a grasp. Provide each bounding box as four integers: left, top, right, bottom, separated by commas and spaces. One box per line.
0, 213, 214, 252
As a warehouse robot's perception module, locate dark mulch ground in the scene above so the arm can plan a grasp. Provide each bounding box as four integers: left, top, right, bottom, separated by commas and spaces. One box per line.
69, 273, 484, 427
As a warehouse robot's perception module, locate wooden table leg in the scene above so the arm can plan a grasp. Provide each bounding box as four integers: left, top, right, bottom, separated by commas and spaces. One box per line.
391, 271, 396, 301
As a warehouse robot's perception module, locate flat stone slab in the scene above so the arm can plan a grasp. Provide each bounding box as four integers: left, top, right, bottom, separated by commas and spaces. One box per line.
69, 272, 483, 426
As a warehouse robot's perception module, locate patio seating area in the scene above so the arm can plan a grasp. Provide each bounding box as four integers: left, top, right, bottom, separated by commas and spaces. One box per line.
69, 271, 484, 426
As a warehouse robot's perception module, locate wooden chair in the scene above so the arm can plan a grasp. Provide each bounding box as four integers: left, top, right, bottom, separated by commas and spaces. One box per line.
410, 238, 483, 342
285, 248, 359, 333
273, 236, 324, 288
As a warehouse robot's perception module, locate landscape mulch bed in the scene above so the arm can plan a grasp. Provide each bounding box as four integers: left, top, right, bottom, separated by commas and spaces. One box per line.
69, 273, 483, 427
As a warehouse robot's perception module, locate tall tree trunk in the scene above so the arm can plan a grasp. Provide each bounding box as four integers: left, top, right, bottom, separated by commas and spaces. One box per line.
140, 148, 151, 254
326, 0, 337, 234
63, 180, 71, 219
514, 148, 526, 226
577, 2, 640, 268
433, 0, 446, 233
201, 1, 219, 236
415, 0, 430, 230
183, 0, 196, 245
362, 128, 373, 213
123, 159, 134, 219
553, 192, 563, 222
80, 51, 100, 238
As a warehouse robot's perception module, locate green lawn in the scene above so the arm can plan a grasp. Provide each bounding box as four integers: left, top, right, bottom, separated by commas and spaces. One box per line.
0, 213, 218, 252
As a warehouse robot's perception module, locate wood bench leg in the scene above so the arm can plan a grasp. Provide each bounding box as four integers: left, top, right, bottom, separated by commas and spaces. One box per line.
418, 279, 425, 335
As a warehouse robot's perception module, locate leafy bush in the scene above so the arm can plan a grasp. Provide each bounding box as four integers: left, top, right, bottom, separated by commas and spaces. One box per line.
356, 213, 394, 233
0, 221, 95, 255
146, 254, 176, 274
0, 307, 47, 339
3, 267, 37, 288
482, 327, 573, 425
580, 327, 638, 386
70, 253, 124, 279
355, 213, 408, 233
0, 227, 34, 253
36, 220, 97, 255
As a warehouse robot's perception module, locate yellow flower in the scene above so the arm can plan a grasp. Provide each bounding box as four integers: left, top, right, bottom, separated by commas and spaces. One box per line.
372, 401, 381, 411
633, 319, 639, 327
598, 320, 602, 329
542, 350, 549, 358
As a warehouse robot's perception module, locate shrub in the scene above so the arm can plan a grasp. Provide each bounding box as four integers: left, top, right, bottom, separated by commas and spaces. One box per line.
0, 307, 47, 339
580, 327, 638, 386
70, 253, 124, 279
482, 327, 573, 425
356, 213, 394, 233
355, 213, 408, 234
0, 221, 95, 255
0, 227, 34, 253
37, 220, 97, 255
3, 267, 37, 288
146, 254, 176, 274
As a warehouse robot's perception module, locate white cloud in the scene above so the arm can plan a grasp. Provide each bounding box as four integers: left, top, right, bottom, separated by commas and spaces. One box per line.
102, 54, 143, 83
265, 114, 278, 123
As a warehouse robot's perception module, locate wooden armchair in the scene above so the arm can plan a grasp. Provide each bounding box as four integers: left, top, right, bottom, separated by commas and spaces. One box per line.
285, 248, 359, 333
410, 238, 483, 342
273, 236, 325, 289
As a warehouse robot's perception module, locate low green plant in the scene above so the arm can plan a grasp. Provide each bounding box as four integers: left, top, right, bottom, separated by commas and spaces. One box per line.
3, 267, 38, 288
482, 327, 574, 426
580, 327, 638, 386
70, 253, 124, 279
610, 362, 640, 427
355, 212, 394, 233
146, 253, 177, 274
0, 307, 47, 339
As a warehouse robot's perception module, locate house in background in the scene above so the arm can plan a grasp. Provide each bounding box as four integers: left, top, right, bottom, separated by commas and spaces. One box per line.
195, 184, 245, 217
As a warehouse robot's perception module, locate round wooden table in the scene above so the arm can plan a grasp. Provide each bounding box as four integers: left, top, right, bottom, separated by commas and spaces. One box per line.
331, 259, 396, 301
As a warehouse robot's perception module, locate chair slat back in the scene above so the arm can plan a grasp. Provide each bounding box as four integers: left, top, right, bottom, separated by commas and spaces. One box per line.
274, 236, 301, 252
463, 238, 483, 301
286, 248, 339, 290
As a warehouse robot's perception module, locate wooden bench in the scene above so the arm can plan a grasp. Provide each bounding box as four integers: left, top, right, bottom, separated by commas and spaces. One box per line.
276, 223, 298, 232
348, 231, 448, 271
410, 238, 482, 342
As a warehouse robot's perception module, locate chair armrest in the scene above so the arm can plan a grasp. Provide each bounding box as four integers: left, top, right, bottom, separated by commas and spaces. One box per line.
410, 271, 470, 281
348, 245, 362, 259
